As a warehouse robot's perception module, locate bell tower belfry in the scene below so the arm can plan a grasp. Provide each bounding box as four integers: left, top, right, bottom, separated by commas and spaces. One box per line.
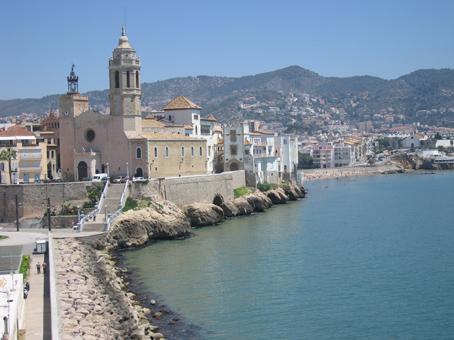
109, 26, 142, 132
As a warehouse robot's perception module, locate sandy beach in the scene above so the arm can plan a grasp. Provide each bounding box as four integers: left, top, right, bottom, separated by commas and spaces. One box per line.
302, 163, 404, 181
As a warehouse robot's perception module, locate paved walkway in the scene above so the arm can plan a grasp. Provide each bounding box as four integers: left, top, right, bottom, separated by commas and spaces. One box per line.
23, 254, 51, 340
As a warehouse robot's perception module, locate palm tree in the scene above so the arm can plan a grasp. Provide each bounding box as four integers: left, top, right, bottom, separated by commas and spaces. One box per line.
0, 148, 17, 184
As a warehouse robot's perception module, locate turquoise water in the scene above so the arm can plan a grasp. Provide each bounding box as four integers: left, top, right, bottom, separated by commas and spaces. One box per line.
124, 172, 454, 339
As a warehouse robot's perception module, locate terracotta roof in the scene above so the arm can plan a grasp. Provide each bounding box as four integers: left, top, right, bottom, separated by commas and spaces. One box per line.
142, 118, 166, 128
201, 114, 217, 122
163, 96, 201, 111
0, 125, 35, 138
184, 125, 193, 130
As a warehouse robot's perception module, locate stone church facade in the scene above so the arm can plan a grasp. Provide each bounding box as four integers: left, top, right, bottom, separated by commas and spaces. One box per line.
59, 28, 206, 181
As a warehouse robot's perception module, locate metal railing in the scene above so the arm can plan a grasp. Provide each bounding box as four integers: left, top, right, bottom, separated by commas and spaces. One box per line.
106, 180, 129, 231
77, 181, 109, 232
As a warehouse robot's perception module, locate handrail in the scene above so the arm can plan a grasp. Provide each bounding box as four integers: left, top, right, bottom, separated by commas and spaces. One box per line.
106, 180, 129, 231
78, 181, 109, 232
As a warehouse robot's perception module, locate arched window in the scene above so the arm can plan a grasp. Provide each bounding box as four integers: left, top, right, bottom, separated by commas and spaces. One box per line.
191, 146, 194, 156
165, 146, 169, 158
115, 71, 120, 88
154, 146, 158, 158
181, 146, 185, 157
136, 147, 142, 159
136, 71, 140, 88
199, 146, 203, 156
135, 168, 143, 177
126, 71, 130, 88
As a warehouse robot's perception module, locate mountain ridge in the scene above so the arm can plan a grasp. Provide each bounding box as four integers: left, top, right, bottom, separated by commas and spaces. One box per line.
2, 65, 454, 129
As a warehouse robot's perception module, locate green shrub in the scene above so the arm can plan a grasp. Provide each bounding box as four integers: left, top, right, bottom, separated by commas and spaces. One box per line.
123, 197, 138, 212
257, 182, 278, 192
86, 183, 104, 206
233, 186, 252, 198
19, 255, 30, 279
58, 201, 79, 216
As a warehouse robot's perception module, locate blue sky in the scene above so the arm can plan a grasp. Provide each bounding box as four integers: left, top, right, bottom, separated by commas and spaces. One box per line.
1, 0, 453, 99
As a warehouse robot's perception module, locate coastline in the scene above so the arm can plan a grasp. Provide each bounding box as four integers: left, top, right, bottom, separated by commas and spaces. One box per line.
113, 251, 203, 339
302, 163, 404, 181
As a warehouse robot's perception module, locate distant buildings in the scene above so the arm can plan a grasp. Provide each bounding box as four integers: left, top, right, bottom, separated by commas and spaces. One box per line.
0, 125, 47, 184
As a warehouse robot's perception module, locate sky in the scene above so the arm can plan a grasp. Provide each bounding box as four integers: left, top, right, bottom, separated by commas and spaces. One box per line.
1, 0, 454, 99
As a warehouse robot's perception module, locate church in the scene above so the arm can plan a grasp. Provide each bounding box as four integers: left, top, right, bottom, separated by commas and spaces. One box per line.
59, 28, 207, 181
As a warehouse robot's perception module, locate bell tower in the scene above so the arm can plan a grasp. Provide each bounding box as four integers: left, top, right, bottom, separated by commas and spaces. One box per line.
109, 26, 142, 125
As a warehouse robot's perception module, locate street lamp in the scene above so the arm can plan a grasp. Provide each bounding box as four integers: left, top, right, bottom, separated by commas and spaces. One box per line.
106, 162, 110, 178
126, 162, 129, 179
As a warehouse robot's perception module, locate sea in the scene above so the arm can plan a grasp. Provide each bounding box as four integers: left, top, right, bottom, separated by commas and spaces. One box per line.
123, 172, 454, 339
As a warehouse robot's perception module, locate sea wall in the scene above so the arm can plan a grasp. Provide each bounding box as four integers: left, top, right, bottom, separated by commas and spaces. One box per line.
0, 182, 91, 222
130, 170, 246, 207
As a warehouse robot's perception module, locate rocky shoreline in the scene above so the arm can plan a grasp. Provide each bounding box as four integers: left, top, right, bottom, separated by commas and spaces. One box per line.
55, 182, 306, 339
54, 238, 166, 339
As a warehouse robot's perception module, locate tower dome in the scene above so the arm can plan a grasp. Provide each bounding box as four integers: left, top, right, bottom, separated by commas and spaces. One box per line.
118, 25, 132, 49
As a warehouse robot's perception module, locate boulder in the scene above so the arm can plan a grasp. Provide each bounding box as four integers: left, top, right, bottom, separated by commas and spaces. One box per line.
220, 201, 240, 217
275, 187, 289, 202
244, 191, 273, 212
232, 197, 254, 215
266, 189, 288, 204
282, 185, 299, 201
183, 203, 224, 227
294, 185, 306, 198
97, 200, 191, 250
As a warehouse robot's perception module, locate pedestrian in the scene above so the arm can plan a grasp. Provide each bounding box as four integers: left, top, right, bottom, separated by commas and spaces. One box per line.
42, 261, 47, 274
25, 281, 30, 291
36, 262, 41, 274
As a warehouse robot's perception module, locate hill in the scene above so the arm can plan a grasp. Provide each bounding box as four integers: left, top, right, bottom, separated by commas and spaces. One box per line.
2, 66, 454, 130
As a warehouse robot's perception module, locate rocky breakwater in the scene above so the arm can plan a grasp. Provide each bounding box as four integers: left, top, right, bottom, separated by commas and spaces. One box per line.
97, 200, 191, 251
219, 183, 304, 217
54, 238, 164, 340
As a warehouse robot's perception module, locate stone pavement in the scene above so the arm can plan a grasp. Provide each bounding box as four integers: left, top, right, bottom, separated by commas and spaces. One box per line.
23, 253, 51, 340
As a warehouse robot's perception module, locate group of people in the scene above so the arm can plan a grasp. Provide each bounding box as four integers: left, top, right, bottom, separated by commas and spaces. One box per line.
36, 261, 47, 274
23, 281, 30, 299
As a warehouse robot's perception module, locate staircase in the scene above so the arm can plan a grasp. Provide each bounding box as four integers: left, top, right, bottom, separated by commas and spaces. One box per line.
83, 183, 126, 232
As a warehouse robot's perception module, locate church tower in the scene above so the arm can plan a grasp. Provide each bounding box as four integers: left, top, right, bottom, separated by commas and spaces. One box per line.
109, 26, 142, 132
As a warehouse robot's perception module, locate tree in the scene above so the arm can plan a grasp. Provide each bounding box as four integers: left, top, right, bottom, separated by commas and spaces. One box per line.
0, 148, 17, 184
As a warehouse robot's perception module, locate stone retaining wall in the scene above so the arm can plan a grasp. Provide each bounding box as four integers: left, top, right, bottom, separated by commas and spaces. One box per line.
0, 182, 91, 223
131, 171, 246, 207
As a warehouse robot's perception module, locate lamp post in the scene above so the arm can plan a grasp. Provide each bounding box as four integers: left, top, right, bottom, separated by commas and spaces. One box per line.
126, 162, 129, 179
106, 162, 110, 178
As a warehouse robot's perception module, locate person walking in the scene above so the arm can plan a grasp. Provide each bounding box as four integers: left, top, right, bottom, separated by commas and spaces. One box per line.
36, 262, 41, 274
42, 261, 47, 274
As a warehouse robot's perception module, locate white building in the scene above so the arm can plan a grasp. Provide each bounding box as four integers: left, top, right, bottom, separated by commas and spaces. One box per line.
223, 120, 298, 185
435, 139, 454, 149
0, 274, 25, 340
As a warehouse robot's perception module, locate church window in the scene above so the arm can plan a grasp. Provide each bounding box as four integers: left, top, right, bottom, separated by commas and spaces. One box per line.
136, 147, 142, 159
199, 146, 203, 156
115, 71, 120, 88
85, 129, 95, 142
126, 71, 131, 88
165, 146, 169, 158
230, 145, 238, 156
230, 130, 237, 142
181, 146, 185, 157
136, 71, 140, 88
154, 146, 158, 158
195, 126, 198, 135
191, 146, 194, 156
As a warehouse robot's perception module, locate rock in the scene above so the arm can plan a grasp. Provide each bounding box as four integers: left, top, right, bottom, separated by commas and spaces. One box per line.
282, 185, 298, 201
275, 187, 289, 202
220, 201, 239, 217
232, 197, 254, 215
150, 299, 156, 305
266, 190, 285, 204
97, 200, 191, 250
151, 332, 164, 339
244, 191, 272, 212
153, 311, 163, 319
183, 203, 224, 227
